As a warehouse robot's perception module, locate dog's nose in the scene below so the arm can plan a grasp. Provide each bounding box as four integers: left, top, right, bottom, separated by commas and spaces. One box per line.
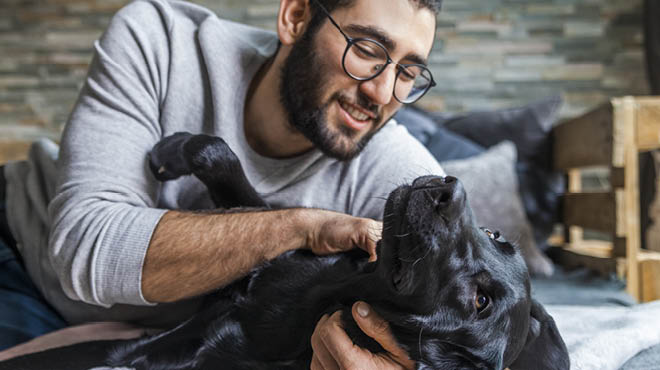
433, 176, 457, 209
412, 176, 465, 217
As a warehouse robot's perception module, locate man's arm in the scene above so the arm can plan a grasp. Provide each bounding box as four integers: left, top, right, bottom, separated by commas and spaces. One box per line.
142, 209, 380, 303
47, 0, 177, 308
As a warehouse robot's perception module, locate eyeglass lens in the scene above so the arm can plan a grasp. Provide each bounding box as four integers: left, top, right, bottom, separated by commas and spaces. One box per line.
343, 39, 433, 103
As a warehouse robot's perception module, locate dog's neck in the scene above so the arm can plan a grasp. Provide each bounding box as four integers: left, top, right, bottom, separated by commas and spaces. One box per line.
301, 256, 391, 317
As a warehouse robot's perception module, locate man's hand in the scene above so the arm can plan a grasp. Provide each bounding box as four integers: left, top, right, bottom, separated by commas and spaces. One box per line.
307, 211, 381, 262
310, 302, 415, 370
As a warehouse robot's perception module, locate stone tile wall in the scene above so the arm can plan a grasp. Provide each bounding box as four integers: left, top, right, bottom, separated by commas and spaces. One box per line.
0, 0, 650, 141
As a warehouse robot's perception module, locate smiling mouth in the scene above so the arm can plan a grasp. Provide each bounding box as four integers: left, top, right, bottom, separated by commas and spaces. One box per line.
338, 98, 375, 124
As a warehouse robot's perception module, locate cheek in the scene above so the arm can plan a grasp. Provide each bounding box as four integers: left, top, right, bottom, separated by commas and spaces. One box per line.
313, 36, 360, 93
382, 102, 402, 120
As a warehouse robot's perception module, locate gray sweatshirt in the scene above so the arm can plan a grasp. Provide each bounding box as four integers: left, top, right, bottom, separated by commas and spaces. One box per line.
4, 0, 443, 327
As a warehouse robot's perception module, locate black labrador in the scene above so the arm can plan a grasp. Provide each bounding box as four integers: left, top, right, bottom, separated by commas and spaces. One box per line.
0, 133, 569, 370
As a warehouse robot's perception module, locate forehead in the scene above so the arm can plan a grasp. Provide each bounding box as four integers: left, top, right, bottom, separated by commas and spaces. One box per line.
330, 0, 437, 58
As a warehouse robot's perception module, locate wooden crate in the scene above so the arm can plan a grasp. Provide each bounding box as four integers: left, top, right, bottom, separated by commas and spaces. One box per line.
0, 140, 31, 164
553, 96, 660, 302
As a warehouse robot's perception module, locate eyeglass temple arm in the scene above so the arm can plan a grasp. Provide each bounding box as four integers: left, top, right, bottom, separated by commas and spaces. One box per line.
309, 0, 352, 42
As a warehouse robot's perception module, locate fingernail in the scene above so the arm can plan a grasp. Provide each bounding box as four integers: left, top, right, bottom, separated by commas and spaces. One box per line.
357, 302, 370, 317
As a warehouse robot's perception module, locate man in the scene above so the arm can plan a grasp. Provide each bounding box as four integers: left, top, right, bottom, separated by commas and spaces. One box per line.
0, 0, 443, 367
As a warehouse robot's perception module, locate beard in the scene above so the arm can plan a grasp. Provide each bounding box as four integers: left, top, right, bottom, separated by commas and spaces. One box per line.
279, 27, 384, 161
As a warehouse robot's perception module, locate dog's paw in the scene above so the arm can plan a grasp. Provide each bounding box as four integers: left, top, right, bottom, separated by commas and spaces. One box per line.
184, 135, 241, 175
148, 132, 195, 181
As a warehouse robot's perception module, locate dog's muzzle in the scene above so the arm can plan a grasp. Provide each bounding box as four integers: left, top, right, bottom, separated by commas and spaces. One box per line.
410, 175, 466, 221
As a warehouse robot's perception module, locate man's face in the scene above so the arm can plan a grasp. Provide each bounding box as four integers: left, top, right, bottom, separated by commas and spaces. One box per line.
280, 0, 436, 160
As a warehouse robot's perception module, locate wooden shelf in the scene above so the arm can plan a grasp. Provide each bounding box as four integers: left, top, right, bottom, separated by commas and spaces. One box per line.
0, 140, 31, 164
552, 96, 660, 302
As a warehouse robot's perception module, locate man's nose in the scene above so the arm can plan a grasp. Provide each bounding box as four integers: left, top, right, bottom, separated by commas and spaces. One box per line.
358, 65, 397, 106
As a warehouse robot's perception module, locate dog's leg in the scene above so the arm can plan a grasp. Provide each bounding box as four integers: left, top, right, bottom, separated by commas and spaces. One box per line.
108, 299, 239, 369
149, 132, 267, 208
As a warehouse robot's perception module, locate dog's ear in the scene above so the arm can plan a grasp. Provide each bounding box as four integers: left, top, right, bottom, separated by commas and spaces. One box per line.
509, 299, 570, 370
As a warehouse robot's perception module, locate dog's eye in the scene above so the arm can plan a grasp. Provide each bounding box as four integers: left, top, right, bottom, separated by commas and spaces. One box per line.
484, 229, 499, 240
475, 290, 490, 312
484, 228, 504, 242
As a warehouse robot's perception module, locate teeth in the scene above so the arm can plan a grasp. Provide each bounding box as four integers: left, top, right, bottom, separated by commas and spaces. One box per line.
340, 101, 369, 121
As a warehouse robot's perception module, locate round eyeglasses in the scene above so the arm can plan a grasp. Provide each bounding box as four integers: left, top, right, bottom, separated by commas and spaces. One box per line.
312, 0, 436, 104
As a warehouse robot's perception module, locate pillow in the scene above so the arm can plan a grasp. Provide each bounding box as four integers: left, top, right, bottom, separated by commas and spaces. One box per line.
395, 107, 485, 162
441, 141, 554, 276
393, 106, 439, 146
435, 96, 565, 250
438, 95, 562, 169
425, 126, 485, 162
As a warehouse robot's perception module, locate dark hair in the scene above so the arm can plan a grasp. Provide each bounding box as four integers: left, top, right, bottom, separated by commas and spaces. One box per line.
306, 0, 442, 36
313, 0, 442, 14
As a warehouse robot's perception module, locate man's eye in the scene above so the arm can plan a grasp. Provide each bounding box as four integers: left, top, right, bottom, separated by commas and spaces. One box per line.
354, 44, 379, 58
397, 66, 417, 81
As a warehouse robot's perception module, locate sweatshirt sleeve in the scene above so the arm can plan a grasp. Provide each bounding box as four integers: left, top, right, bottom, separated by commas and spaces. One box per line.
47, 0, 174, 307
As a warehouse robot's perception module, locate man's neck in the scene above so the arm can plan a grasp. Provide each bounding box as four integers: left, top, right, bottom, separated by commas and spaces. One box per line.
243, 51, 314, 159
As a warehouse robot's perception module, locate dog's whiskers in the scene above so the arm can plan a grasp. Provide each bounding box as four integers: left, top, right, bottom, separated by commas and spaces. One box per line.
401, 243, 433, 269
386, 179, 407, 190
370, 195, 389, 201
423, 189, 435, 204
417, 326, 424, 363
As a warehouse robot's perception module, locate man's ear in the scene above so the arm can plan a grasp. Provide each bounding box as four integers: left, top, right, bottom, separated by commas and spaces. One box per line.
509, 300, 570, 370
277, 0, 312, 45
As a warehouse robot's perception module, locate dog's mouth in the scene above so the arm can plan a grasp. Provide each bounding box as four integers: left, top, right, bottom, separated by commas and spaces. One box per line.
378, 176, 466, 293
380, 185, 414, 290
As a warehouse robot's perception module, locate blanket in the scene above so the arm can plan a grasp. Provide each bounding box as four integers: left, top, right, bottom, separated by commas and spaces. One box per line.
2, 303, 660, 369
548, 301, 660, 370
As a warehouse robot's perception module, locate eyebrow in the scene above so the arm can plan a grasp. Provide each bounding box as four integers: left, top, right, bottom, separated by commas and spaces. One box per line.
343, 24, 429, 66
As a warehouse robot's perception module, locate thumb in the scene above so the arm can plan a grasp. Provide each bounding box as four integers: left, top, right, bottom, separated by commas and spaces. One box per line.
351, 302, 413, 367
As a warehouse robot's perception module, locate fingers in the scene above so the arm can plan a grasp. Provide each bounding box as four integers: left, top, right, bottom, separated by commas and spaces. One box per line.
368, 220, 383, 240
365, 220, 382, 262
307, 211, 382, 260
311, 312, 356, 370
352, 302, 415, 369
349, 218, 381, 260
311, 306, 414, 370
310, 355, 326, 370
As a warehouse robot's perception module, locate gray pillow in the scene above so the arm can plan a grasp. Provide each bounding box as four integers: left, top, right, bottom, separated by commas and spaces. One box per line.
440, 141, 554, 276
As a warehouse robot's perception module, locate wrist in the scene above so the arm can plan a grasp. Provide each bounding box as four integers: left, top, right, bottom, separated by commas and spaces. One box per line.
292, 208, 328, 252
293, 208, 317, 250
262, 208, 318, 259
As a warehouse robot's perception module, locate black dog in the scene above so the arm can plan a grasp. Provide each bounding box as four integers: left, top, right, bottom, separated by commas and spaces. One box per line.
0, 133, 569, 370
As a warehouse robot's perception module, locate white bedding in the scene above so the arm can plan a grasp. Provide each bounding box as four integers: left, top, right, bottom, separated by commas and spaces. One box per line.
548, 301, 660, 370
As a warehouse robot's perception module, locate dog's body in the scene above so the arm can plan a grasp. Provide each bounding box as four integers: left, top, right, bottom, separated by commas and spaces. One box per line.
0, 133, 569, 370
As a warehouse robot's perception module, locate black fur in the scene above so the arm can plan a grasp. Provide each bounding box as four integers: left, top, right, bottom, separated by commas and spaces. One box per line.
0, 132, 569, 370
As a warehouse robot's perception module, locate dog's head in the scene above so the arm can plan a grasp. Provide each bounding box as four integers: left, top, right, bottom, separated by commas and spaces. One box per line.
372, 175, 569, 370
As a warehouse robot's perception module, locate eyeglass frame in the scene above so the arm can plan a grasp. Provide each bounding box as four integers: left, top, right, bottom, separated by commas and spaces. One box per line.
310, 0, 437, 104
